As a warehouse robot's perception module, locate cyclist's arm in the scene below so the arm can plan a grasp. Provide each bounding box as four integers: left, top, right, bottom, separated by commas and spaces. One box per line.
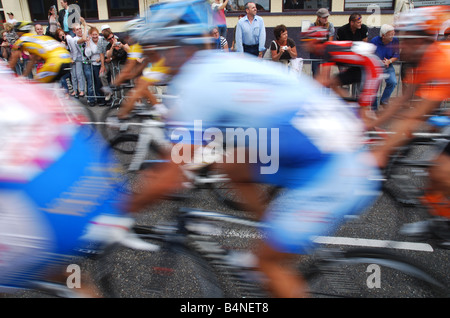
22, 54, 39, 78
366, 83, 418, 129
8, 49, 21, 70
372, 97, 442, 167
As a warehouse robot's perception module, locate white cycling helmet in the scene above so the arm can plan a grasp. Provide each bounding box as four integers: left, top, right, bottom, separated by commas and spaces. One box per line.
395, 6, 450, 38
132, 0, 214, 46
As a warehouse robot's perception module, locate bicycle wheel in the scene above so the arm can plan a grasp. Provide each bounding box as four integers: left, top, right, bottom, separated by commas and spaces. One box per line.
65, 100, 97, 140
94, 226, 224, 298
383, 139, 438, 206
108, 134, 165, 195
302, 248, 449, 298
100, 106, 143, 147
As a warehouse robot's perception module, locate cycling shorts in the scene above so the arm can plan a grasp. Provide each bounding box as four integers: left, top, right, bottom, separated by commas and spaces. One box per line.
262, 151, 381, 254
0, 127, 131, 290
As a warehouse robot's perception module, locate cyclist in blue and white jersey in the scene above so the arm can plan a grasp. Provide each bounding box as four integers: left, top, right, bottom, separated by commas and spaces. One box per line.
0, 60, 133, 296
127, 0, 382, 298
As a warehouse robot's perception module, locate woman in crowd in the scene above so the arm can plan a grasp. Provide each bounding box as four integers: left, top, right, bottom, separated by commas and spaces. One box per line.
84, 27, 105, 106
269, 24, 297, 64
46, 6, 59, 38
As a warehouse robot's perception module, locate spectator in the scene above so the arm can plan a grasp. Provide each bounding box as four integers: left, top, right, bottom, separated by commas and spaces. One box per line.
6, 13, 17, 25
370, 24, 399, 110
310, 8, 335, 76
84, 27, 105, 106
99, 25, 116, 103
55, 27, 73, 95
66, 22, 86, 98
1, 31, 11, 61
230, 14, 245, 52
47, 5, 59, 38
211, 0, 229, 38
336, 12, 368, 42
3, 23, 18, 46
34, 24, 44, 36
235, 2, 266, 57
269, 24, 297, 64
211, 26, 229, 51
33, 24, 46, 73
104, 28, 129, 68
58, 0, 72, 36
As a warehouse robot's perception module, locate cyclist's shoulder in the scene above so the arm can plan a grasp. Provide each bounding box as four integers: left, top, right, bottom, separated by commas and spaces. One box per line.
419, 41, 450, 72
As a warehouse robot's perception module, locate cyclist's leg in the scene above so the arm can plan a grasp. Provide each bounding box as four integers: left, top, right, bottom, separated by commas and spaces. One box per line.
117, 76, 157, 119
425, 144, 450, 217
125, 147, 187, 213
259, 152, 381, 297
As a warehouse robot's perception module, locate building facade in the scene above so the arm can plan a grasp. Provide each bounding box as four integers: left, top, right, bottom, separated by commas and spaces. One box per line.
0, 0, 448, 40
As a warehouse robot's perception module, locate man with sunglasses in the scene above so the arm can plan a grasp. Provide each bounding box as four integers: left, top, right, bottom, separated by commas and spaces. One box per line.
336, 12, 368, 42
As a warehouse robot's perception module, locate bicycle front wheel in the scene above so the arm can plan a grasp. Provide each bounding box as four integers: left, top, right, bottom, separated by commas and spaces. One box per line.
95, 227, 224, 298
302, 248, 449, 298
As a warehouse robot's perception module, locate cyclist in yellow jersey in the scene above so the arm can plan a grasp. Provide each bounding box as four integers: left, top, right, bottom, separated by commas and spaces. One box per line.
117, 49, 172, 119
113, 43, 147, 87
9, 22, 72, 83
102, 19, 171, 119
111, 20, 147, 88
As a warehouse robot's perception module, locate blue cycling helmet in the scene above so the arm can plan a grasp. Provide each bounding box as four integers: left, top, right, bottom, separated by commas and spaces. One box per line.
133, 0, 214, 46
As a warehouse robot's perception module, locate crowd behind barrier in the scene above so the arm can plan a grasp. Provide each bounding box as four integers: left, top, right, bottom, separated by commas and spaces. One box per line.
1, 10, 448, 109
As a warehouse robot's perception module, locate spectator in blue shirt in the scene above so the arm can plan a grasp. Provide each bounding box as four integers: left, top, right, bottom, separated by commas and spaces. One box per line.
370, 24, 400, 110
235, 2, 266, 57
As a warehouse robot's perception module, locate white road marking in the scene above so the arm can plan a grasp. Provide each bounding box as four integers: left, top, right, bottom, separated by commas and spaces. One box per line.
313, 236, 434, 252
219, 229, 434, 252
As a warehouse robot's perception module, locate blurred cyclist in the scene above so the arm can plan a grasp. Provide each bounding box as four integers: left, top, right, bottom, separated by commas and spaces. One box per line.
110, 18, 147, 88
0, 61, 133, 296
9, 22, 72, 83
368, 6, 450, 236
127, 0, 381, 297
103, 18, 170, 119
301, 26, 384, 125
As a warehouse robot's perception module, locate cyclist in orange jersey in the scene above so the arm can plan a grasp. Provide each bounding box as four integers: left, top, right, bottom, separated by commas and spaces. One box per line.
368, 6, 450, 234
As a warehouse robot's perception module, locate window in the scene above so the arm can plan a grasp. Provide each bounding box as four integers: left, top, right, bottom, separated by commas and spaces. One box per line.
413, 0, 450, 6
70, 0, 99, 19
284, 0, 331, 11
226, 0, 270, 12
27, 0, 58, 22
344, 0, 393, 11
107, 0, 139, 18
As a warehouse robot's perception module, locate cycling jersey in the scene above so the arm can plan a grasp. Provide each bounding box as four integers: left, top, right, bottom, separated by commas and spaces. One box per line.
404, 41, 450, 102
165, 50, 381, 253
12, 33, 72, 83
0, 70, 131, 291
318, 41, 384, 107
141, 57, 172, 84
127, 43, 143, 61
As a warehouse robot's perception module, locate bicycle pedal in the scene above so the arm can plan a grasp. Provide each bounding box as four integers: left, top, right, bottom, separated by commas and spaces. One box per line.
119, 123, 129, 132
399, 220, 434, 239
